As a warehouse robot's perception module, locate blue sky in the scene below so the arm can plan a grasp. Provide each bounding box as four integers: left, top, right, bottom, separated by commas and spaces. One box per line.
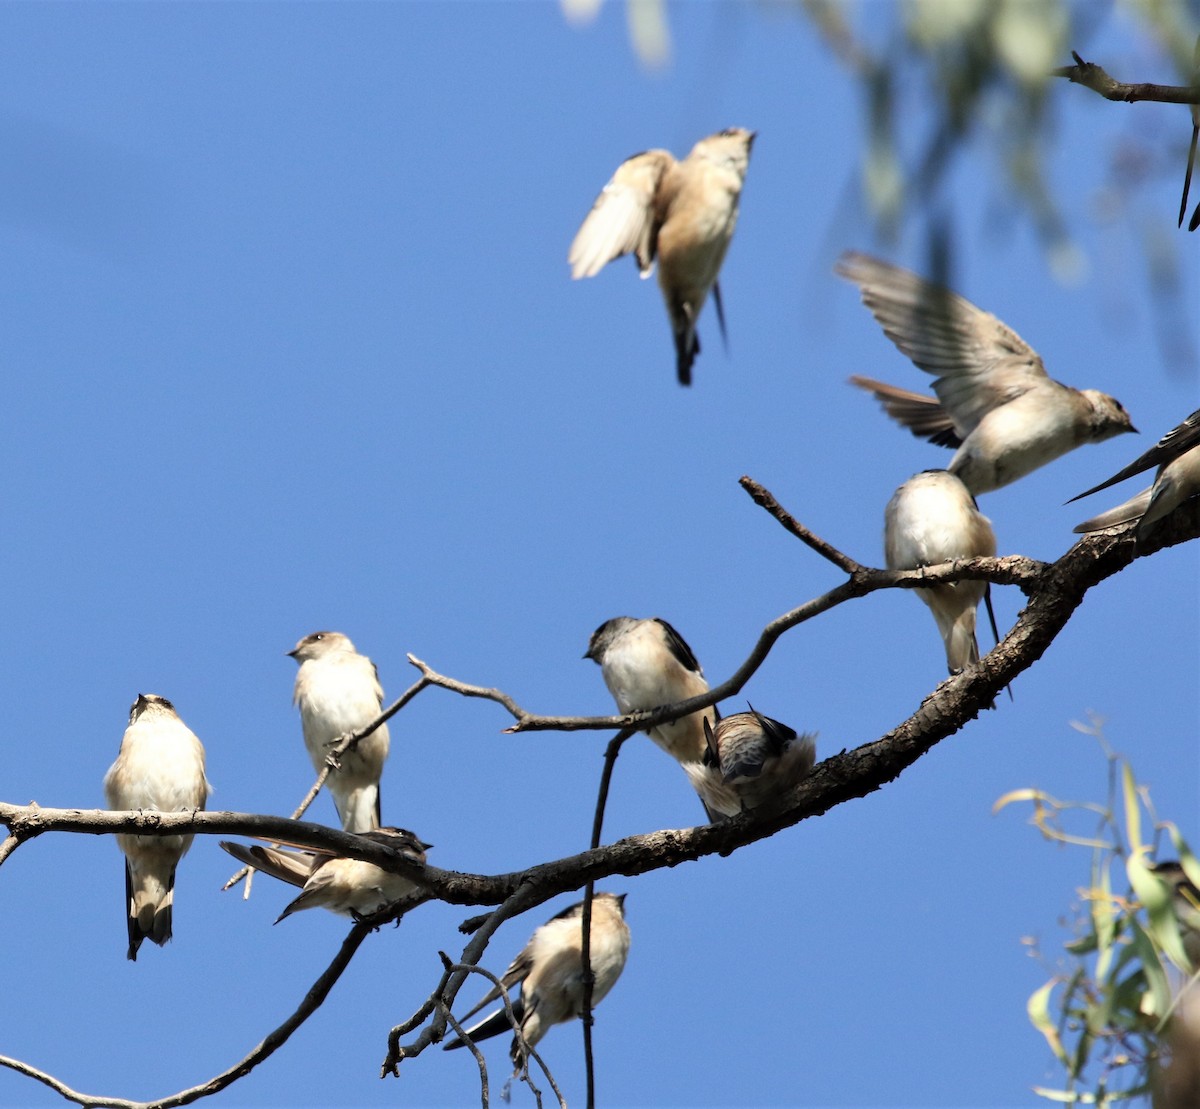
0, 3, 1196, 1107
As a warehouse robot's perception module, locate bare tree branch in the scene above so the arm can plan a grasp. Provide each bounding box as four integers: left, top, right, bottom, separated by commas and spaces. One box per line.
739, 475, 865, 573
0, 494, 1195, 1108
1052, 51, 1200, 104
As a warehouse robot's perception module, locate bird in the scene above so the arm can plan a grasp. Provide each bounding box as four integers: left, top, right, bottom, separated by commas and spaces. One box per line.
219, 826, 430, 924
1070, 408, 1200, 539
836, 251, 1136, 493
683, 708, 816, 819
568, 127, 756, 385
444, 892, 631, 1067
289, 631, 390, 833
584, 615, 716, 767
103, 693, 212, 961
884, 470, 997, 676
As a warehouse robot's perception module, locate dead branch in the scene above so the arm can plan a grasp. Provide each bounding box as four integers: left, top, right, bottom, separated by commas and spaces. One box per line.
1052, 51, 1200, 105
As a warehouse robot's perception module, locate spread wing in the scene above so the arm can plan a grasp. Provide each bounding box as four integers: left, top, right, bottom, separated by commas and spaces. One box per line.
837, 251, 1049, 436
569, 150, 675, 279
1069, 408, 1200, 502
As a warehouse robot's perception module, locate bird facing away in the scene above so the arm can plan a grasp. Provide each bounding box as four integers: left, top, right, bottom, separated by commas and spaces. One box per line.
568, 127, 756, 386
289, 631, 390, 833
219, 826, 430, 924
584, 616, 717, 806
884, 470, 997, 675
103, 693, 212, 961
684, 708, 816, 819
444, 892, 631, 1068
1070, 408, 1200, 539
836, 251, 1136, 494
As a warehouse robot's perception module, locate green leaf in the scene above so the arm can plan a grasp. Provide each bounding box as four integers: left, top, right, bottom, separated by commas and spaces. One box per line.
1028, 979, 1069, 1065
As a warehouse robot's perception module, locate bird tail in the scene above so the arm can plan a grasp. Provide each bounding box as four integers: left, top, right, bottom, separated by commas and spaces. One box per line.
1074, 487, 1153, 534
126, 861, 175, 961
444, 999, 525, 1051
335, 784, 382, 834
848, 376, 962, 448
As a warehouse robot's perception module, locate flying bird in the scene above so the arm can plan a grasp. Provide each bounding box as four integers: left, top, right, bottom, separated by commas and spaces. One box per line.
219, 826, 430, 924
837, 251, 1136, 493
289, 631, 390, 833
684, 708, 816, 819
103, 693, 212, 961
444, 892, 631, 1067
569, 127, 756, 385
885, 470, 997, 676
584, 617, 718, 813
1070, 408, 1200, 539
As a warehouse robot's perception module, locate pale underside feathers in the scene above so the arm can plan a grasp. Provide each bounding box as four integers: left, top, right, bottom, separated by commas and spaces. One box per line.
884, 470, 997, 678
103, 693, 212, 961
289, 630, 390, 834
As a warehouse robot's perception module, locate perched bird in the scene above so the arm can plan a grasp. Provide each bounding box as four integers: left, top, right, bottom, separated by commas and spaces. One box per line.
219, 826, 430, 924
684, 708, 816, 819
584, 615, 716, 765
444, 892, 631, 1067
289, 631, 390, 833
837, 251, 1136, 493
103, 694, 212, 961
1150, 859, 1200, 969
1070, 409, 1200, 539
568, 127, 756, 385
884, 470, 997, 675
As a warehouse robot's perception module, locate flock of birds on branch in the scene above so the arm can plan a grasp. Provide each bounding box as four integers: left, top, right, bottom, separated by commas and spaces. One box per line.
98, 126, 1200, 1079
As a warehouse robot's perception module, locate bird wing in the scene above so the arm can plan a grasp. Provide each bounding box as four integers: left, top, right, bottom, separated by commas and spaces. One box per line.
219, 841, 317, 889
653, 617, 703, 675
837, 251, 1049, 436
569, 150, 675, 279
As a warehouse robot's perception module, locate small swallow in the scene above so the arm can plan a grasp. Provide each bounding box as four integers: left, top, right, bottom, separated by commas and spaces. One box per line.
220, 826, 429, 924
289, 631, 390, 833
444, 892, 631, 1068
103, 693, 212, 961
569, 128, 756, 385
683, 708, 816, 819
837, 251, 1136, 493
1071, 408, 1200, 538
885, 470, 997, 676
584, 615, 716, 779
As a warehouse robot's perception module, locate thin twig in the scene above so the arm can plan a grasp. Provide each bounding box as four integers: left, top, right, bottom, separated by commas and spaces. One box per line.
739, 475, 866, 573
0, 922, 373, 1108
1052, 51, 1200, 104
581, 728, 633, 1109
0, 833, 21, 869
